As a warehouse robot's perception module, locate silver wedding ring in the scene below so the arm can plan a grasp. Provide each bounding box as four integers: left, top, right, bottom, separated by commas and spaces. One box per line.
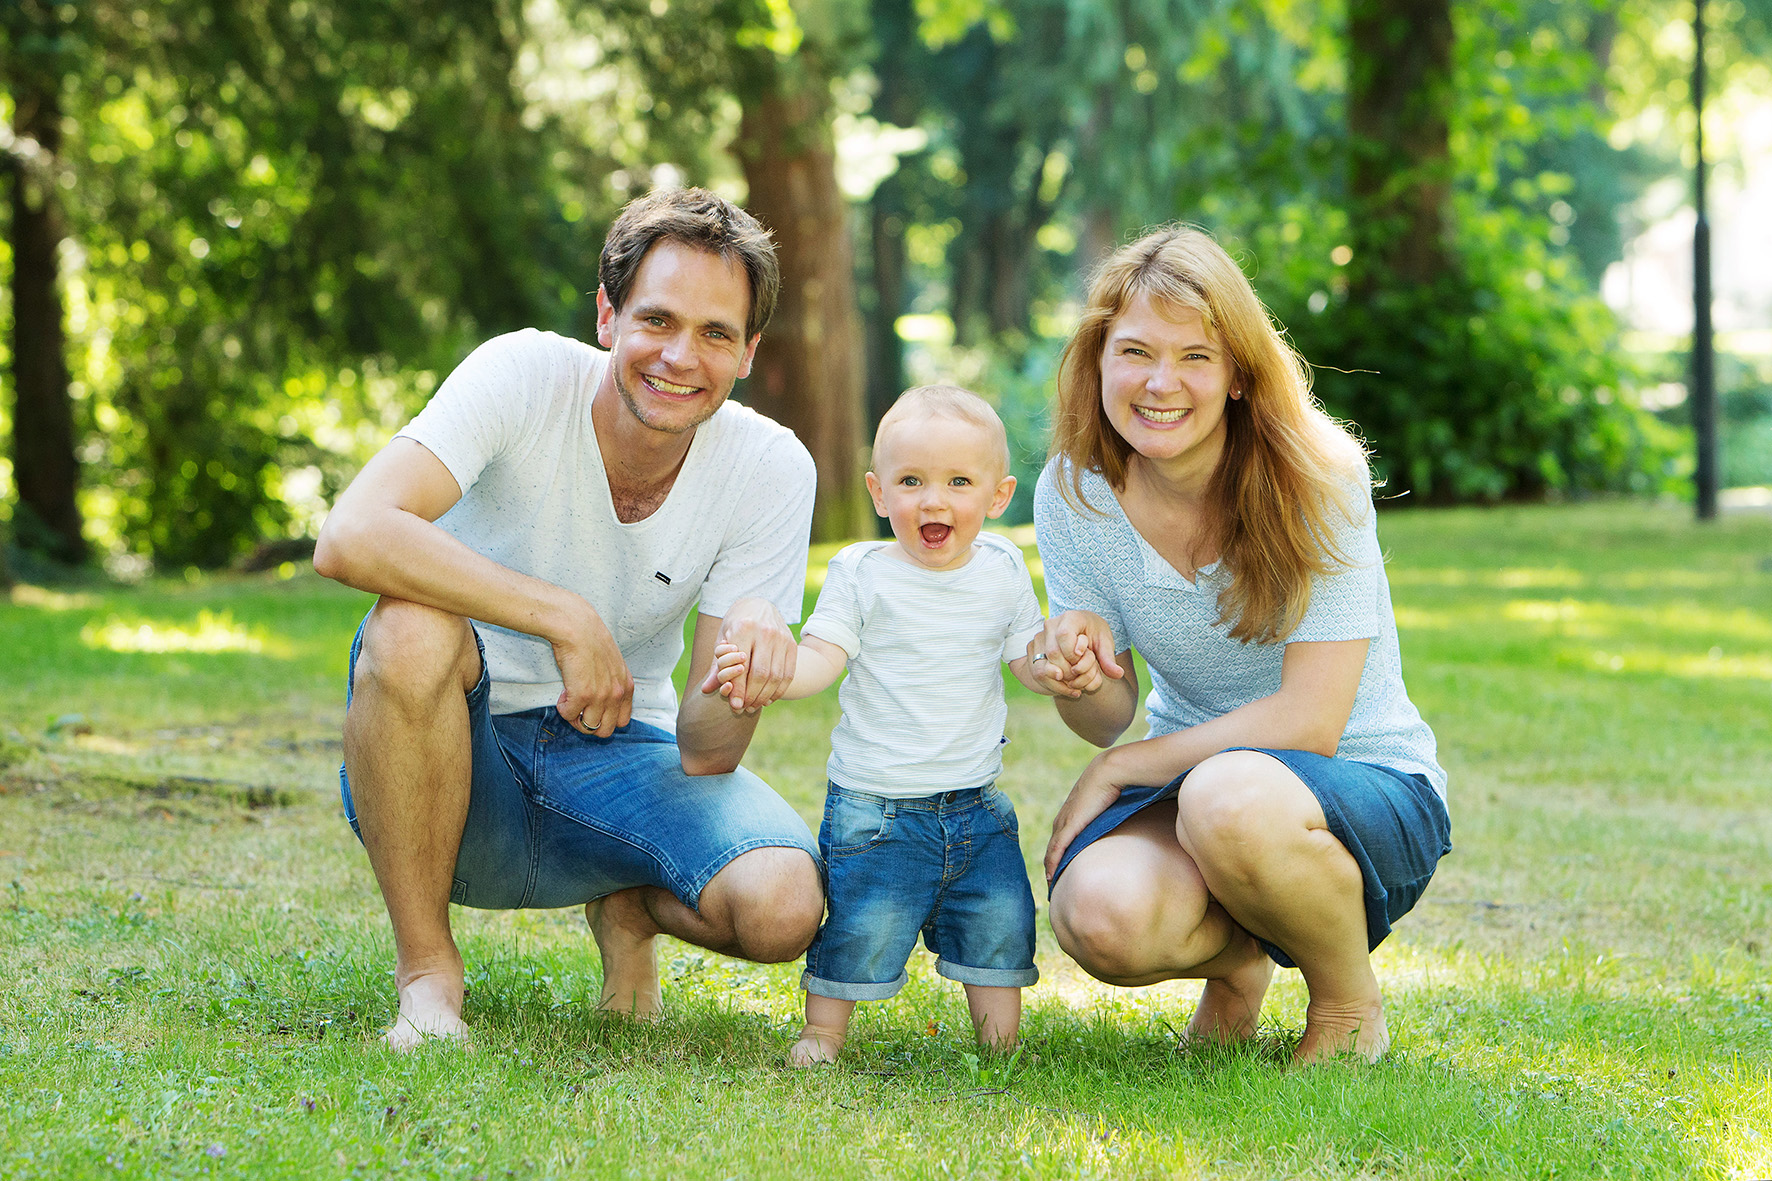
1032, 653, 1048, 663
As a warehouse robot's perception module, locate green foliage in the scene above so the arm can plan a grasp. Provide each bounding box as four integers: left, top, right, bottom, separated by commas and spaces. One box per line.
41, 0, 615, 567
1250, 200, 1682, 501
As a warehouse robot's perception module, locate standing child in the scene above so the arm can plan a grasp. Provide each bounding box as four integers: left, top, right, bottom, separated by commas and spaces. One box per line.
712, 385, 1100, 1065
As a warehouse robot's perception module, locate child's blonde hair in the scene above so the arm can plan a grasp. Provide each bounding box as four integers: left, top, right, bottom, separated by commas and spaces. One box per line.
1050, 225, 1367, 644
874, 385, 1010, 474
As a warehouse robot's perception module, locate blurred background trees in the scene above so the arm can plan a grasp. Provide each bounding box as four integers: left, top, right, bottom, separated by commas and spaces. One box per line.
1, 0, 1767, 568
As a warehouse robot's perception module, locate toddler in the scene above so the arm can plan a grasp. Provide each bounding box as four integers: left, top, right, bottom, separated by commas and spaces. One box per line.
713, 385, 1082, 1065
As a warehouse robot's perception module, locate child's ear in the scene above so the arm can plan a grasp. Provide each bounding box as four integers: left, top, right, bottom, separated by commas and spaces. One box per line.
864, 471, 889, 517
986, 474, 1017, 520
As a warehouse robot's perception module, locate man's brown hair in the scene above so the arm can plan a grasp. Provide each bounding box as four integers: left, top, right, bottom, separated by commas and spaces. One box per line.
598, 188, 780, 341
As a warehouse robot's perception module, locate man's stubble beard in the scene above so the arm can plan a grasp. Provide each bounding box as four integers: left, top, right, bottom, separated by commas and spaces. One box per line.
615, 368, 722, 436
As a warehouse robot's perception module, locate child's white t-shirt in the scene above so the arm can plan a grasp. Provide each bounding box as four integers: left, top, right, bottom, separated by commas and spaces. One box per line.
395, 328, 817, 730
802, 532, 1044, 798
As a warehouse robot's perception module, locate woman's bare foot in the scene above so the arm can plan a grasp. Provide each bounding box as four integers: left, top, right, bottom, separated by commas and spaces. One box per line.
1180, 934, 1274, 1046
585, 893, 664, 1019
1293, 994, 1389, 1065
384, 967, 469, 1051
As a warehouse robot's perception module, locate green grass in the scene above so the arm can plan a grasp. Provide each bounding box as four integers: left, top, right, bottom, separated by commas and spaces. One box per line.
1, 502, 1768, 1179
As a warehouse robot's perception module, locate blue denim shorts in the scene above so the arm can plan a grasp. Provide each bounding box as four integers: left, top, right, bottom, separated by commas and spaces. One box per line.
1050, 747, 1451, 968
802, 782, 1040, 1001
340, 618, 819, 911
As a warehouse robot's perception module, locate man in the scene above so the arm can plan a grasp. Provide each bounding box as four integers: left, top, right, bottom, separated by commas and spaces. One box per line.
313, 188, 824, 1048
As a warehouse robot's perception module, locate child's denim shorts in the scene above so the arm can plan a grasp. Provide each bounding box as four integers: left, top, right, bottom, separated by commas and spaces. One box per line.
339, 616, 819, 911
1050, 747, 1451, 968
802, 782, 1040, 1001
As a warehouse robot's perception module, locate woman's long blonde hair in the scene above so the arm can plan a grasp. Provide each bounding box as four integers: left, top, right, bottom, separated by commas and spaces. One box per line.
1050, 225, 1368, 644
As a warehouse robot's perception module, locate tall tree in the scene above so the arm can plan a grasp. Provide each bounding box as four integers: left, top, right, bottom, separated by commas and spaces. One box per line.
727, 0, 873, 541
1346, 0, 1455, 290
1, 0, 85, 564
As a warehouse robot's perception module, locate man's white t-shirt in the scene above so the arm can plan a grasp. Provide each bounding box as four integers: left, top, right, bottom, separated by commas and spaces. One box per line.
395, 328, 817, 731
802, 532, 1044, 798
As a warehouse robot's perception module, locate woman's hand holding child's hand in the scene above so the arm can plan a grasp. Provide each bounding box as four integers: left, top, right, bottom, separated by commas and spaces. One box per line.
1029, 611, 1123, 698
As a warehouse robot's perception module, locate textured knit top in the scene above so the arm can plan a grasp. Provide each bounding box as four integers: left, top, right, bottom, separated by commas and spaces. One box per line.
802, 533, 1045, 798
397, 329, 816, 728
1033, 459, 1445, 797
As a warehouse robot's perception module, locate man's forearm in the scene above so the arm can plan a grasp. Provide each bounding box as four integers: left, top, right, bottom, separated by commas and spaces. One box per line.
316, 503, 581, 643
676, 688, 762, 776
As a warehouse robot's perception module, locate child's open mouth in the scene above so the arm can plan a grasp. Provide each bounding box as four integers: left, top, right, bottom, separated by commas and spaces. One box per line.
919, 523, 952, 547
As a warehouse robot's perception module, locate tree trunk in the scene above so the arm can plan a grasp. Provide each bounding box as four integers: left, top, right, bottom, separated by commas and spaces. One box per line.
736, 78, 873, 543
868, 177, 908, 429
865, 0, 917, 436
1346, 0, 1455, 290
6, 57, 85, 564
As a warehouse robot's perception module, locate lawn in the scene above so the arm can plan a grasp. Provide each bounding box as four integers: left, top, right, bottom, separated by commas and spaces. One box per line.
1, 502, 1768, 1179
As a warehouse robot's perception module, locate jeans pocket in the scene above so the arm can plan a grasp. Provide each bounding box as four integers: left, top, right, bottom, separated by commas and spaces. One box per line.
825, 789, 893, 857
980, 785, 1020, 838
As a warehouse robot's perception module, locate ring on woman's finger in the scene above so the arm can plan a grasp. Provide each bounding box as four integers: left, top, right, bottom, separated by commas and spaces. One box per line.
1032, 652, 1048, 663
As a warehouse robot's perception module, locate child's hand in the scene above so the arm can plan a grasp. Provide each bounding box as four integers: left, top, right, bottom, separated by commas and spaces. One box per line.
1056, 633, 1106, 696
1027, 611, 1123, 698
704, 642, 750, 712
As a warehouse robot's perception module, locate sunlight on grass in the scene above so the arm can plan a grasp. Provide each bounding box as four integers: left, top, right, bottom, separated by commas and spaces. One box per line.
10, 585, 100, 611
1391, 567, 1741, 591
78, 610, 291, 657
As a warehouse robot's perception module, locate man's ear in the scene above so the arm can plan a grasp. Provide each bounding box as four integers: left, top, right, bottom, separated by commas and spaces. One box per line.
595, 286, 616, 349
987, 474, 1017, 519
737, 334, 762, 379
864, 471, 889, 517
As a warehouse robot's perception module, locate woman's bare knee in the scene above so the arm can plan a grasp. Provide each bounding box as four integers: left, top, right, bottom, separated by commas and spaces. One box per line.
1176, 751, 1315, 850
1051, 870, 1171, 984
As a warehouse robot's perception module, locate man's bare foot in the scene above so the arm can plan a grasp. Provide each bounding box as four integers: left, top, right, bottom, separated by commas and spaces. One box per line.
1293, 995, 1389, 1065
384, 967, 469, 1051
585, 893, 663, 1020
787, 1027, 846, 1067
1180, 934, 1274, 1046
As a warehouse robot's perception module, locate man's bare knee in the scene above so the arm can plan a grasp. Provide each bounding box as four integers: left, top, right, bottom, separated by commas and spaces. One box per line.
354, 598, 480, 704
708, 847, 823, 964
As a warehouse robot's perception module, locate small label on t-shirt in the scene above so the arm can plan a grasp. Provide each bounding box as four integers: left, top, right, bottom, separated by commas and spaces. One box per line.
654, 571, 672, 586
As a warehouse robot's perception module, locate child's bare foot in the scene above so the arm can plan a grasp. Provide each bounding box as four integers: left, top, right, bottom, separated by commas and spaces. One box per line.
787, 1029, 846, 1066
1180, 934, 1273, 1046
585, 893, 663, 1020
1293, 994, 1389, 1065
790, 995, 856, 1067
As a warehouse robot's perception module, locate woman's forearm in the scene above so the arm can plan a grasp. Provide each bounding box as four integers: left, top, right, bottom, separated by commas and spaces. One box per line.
1096, 639, 1367, 785
1053, 669, 1139, 747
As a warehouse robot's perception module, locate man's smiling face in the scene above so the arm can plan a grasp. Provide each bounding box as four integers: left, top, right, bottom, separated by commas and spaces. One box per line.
596, 239, 760, 436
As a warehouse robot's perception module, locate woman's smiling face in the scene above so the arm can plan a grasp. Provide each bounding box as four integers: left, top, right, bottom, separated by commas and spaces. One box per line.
1099, 292, 1240, 470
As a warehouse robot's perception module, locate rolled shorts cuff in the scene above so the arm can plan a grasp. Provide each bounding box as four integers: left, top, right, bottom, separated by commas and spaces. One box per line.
801, 969, 909, 1002
935, 959, 1039, 989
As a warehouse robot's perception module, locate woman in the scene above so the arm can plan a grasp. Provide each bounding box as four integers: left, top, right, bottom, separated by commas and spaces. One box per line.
1030, 226, 1449, 1064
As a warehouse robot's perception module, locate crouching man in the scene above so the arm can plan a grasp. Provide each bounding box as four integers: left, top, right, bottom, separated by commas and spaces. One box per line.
313, 188, 823, 1047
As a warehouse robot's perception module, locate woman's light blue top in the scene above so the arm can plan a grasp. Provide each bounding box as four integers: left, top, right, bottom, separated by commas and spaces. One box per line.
1033, 459, 1446, 798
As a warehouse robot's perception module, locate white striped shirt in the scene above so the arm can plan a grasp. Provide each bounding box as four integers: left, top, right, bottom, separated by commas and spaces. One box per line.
804, 533, 1044, 798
